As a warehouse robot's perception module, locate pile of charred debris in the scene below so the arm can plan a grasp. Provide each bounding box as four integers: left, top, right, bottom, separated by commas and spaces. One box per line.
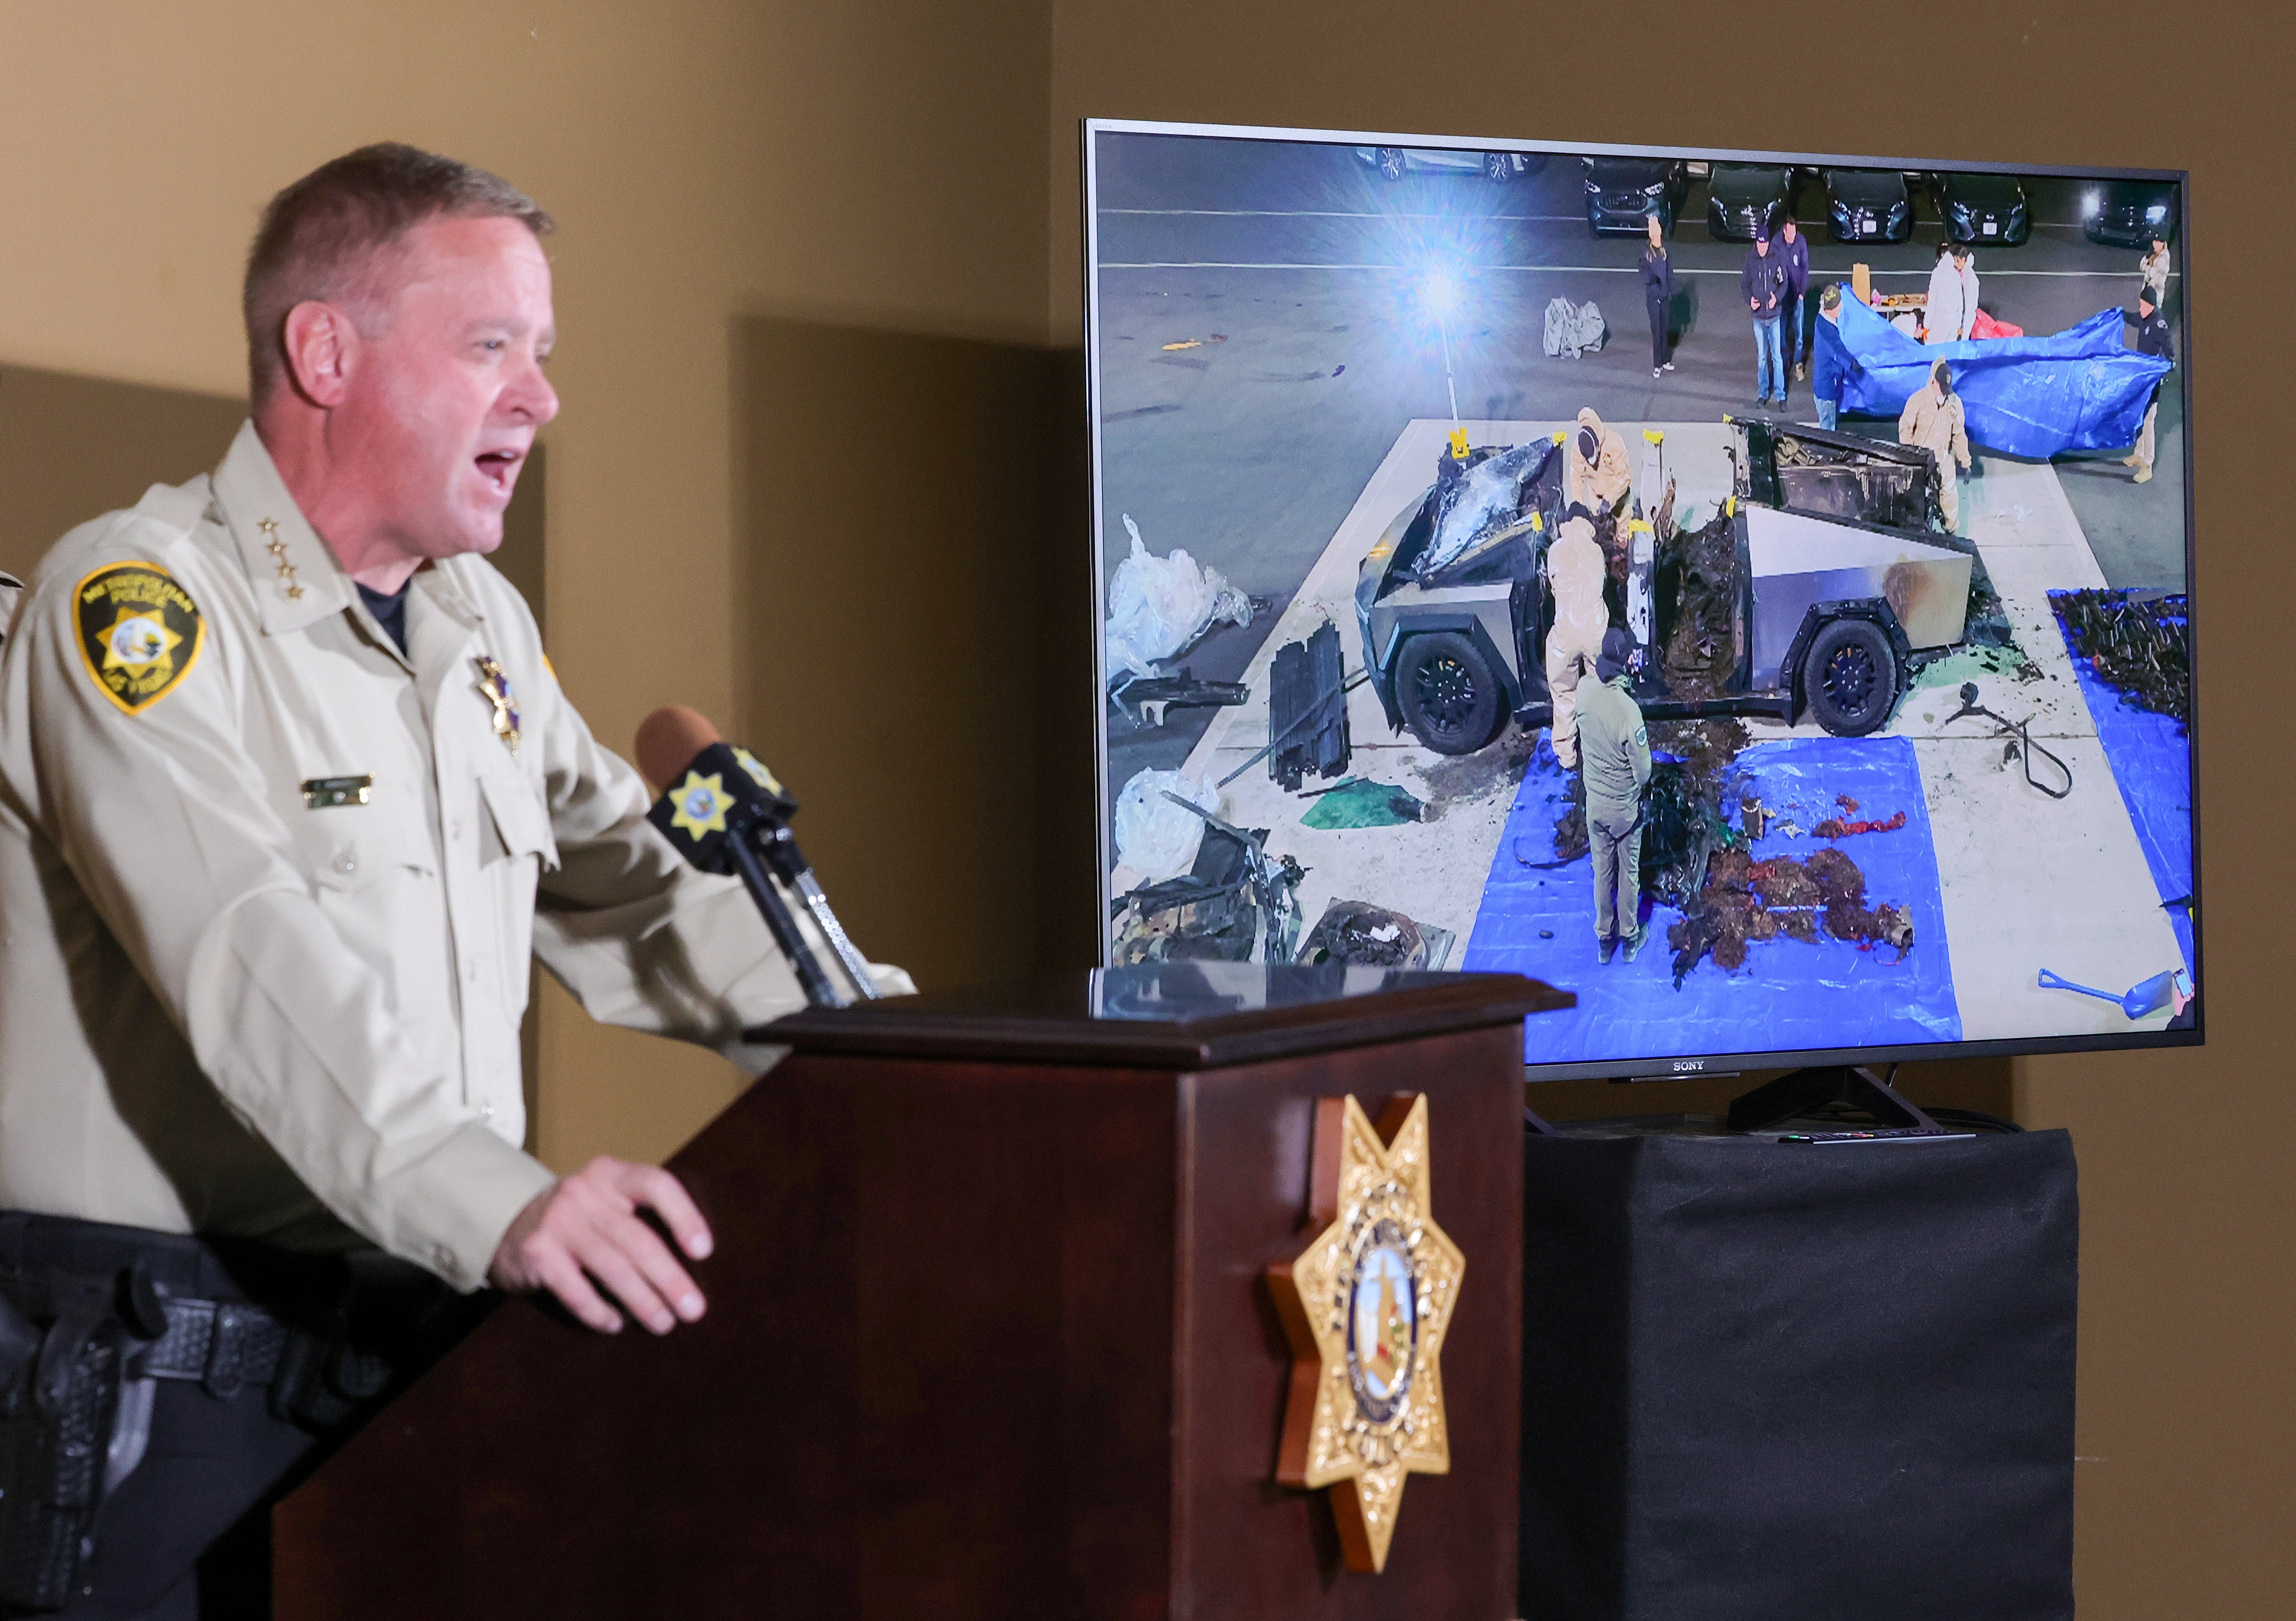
1656, 509, 1742, 702
2051, 588, 2191, 726
1109, 809, 1454, 971
1546, 717, 1914, 986
1111, 614, 1454, 972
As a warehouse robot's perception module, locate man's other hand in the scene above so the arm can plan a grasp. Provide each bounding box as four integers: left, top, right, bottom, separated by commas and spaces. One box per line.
488, 1156, 715, 1334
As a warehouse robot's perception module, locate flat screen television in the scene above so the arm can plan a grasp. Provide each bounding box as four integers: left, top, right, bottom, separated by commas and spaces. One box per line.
1086, 119, 2197, 1081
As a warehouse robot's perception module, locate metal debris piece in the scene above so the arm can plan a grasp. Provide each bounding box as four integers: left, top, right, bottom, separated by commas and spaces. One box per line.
1108, 668, 1249, 729
1111, 811, 1306, 967
1294, 900, 1454, 970
1266, 619, 1351, 792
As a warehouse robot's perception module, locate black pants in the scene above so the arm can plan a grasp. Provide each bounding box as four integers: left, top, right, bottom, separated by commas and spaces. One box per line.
1646, 296, 1669, 368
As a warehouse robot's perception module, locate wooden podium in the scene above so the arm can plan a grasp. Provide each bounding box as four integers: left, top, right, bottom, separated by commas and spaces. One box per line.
272, 964, 1566, 1619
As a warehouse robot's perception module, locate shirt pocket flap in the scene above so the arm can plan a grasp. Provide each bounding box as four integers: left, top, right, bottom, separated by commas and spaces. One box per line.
479, 767, 561, 873
293, 800, 432, 893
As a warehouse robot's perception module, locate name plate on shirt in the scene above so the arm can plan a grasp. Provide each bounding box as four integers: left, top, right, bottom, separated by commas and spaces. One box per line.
302, 775, 374, 810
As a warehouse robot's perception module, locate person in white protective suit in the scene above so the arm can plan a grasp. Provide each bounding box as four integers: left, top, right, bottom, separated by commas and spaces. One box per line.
1924, 240, 1969, 345
1543, 512, 1611, 769
1562, 407, 1632, 514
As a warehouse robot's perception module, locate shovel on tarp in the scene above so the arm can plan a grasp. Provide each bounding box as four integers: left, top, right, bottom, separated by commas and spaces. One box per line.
2038, 966, 2193, 1020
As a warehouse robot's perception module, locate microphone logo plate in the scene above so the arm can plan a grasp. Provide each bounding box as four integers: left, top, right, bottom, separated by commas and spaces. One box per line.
669, 771, 733, 840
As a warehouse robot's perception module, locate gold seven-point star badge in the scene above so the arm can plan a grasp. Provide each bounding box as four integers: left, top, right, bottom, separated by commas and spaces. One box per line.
1267, 1093, 1463, 1574
668, 771, 732, 840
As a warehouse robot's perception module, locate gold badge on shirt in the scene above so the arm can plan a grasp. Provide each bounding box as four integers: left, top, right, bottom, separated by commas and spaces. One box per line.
473, 656, 521, 753
72, 563, 205, 717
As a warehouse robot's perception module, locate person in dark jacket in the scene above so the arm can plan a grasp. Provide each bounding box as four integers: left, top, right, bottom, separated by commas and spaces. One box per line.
1810, 283, 1848, 430
2124, 287, 2175, 483
1741, 231, 1787, 406
1777, 217, 1812, 381
1641, 214, 1679, 378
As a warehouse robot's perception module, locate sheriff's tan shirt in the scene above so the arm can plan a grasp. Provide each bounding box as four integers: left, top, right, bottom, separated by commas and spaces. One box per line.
0, 422, 903, 1289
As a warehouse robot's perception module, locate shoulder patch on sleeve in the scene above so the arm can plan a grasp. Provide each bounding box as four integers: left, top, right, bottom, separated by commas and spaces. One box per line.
72, 562, 205, 716
1633, 725, 1648, 746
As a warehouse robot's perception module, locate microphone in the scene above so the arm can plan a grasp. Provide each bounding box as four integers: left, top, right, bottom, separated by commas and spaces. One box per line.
635, 706, 881, 1008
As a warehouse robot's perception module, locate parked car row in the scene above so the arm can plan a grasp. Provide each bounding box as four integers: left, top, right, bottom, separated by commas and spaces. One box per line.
1353, 148, 2176, 248
1605, 161, 2174, 248
1352, 146, 1547, 183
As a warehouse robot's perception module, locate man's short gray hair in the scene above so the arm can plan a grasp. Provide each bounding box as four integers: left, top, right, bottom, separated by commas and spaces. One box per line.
244, 142, 553, 403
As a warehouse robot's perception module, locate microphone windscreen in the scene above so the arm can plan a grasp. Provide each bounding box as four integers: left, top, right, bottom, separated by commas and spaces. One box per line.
636, 705, 722, 794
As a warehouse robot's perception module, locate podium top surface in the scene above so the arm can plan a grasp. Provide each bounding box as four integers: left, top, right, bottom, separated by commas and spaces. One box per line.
758, 963, 1571, 1069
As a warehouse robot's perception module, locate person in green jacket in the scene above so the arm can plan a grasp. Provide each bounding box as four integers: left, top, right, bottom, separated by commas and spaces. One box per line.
1578, 627, 1653, 963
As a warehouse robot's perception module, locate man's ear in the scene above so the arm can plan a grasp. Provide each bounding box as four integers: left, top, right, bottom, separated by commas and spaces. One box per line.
280, 301, 358, 409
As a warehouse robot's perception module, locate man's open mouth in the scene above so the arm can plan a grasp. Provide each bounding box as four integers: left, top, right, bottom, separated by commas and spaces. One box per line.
474, 449, 524, 493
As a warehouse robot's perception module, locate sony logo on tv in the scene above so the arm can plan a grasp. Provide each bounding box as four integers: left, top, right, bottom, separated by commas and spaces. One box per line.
1672, 1059, 1708, 1073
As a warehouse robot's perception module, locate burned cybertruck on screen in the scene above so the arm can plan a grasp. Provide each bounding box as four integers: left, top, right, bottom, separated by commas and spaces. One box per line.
1356, 418, 1977, 755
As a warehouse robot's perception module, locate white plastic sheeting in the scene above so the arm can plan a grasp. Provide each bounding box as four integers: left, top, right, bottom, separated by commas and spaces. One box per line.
1113, 768, 1220, 880
1541, 296, 1607, 359
1104, 514, 1253, 682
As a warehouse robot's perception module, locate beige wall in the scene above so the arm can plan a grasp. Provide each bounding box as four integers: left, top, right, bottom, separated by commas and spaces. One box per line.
0, 0, 2288, 1613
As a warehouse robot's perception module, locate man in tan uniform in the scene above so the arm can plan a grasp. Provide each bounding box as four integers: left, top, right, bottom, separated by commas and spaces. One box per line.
1898, 360, 1973, 533
0, 145, 906, 1616
1543, 512, 1610, 769
1563, 406, 1632, 515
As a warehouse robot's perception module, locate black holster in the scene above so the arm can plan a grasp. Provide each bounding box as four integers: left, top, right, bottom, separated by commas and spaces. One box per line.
0, 1281, 127, 1612
0, 1216, 483, 1613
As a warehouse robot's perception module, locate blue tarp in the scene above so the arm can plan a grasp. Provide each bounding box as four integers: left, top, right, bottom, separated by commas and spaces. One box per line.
1829, 294, 2172, 458
2050, 593, 2195, 975
1465, 735, 1962, 1067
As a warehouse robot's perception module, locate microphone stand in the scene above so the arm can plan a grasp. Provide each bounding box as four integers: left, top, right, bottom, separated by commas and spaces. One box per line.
722, 824, 843, 1009
722, 799, 882, 1008
746, 819, 883, 1002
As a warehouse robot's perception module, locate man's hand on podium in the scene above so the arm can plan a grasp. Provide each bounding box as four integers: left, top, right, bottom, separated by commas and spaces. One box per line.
488, 1156, 715, 1335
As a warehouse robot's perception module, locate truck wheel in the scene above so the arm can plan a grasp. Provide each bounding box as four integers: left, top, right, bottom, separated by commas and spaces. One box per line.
1804, 618, 1898, 736
1483, 151, 1513, 183
1397, 632, 1504, 755
1376, 147, 1407, 182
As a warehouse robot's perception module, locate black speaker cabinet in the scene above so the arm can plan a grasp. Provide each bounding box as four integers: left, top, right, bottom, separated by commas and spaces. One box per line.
1519, 1128, 2077, 1621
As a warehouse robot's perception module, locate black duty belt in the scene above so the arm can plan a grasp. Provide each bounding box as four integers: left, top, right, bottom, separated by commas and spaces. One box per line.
133, 1298, 291, 1394
0, 1211, 343, 1397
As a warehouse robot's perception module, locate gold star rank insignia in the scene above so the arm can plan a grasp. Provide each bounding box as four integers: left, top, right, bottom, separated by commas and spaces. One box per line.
473, 656, 521, 752
72, 563, 205, 716
1266, 1093, 1464, 1574
668, 771, 732, 840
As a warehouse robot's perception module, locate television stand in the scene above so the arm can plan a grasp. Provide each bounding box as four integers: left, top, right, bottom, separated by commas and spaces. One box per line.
1726, 1064, 1942, 1134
